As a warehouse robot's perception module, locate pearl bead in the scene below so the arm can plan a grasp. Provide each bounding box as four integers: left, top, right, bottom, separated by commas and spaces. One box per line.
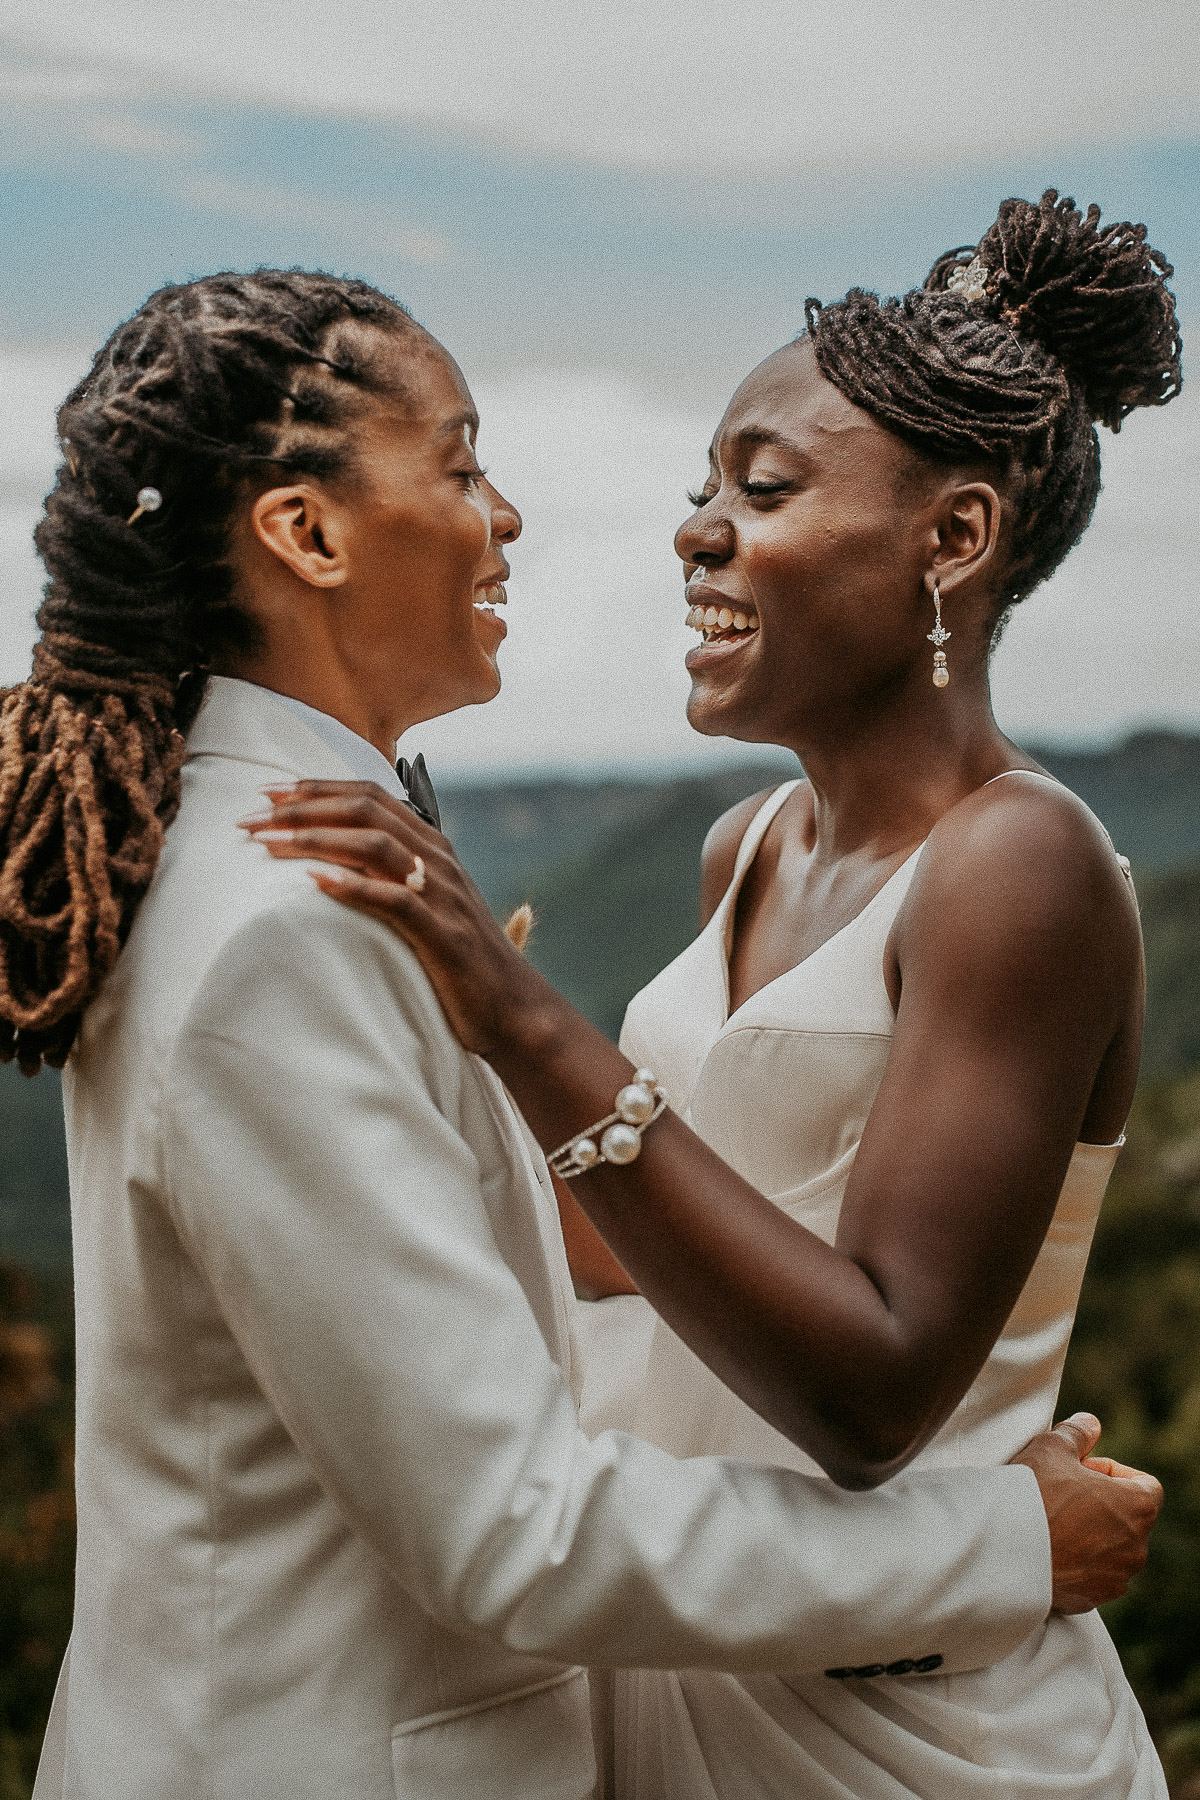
600, 1122, 642, 1165
572, 1138, 599, 1169
137, 486, 162, 512
634, 1069, 657, 1088
616, 1082, 656, 1125
933, 666, 949, 687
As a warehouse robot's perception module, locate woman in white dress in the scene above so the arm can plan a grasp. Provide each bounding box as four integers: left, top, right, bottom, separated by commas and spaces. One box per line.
247, 191, 1180, 1795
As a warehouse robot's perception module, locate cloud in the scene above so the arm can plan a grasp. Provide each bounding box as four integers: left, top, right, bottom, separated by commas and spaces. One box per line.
5, 2, 1200, 175
83, 112, 201, 158
179, 174, 454, 266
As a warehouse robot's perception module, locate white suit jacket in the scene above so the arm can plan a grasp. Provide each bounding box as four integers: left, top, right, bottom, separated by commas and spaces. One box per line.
35, 677, 1052, 1800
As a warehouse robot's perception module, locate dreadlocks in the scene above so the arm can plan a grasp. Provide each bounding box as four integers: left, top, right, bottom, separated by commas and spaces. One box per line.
0, 269, 421, 1074
805, 189, 1182, 610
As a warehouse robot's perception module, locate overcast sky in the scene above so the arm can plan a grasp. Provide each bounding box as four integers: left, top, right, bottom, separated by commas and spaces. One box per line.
2, 7, 1197, 773
6, 1, 1199, 173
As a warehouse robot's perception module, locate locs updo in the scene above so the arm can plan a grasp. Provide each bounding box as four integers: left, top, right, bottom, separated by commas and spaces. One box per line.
804, 189, 1182, 612
0, 269, 421, 1074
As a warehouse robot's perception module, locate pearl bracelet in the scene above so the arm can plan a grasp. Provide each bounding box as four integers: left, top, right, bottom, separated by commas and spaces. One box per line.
548, 1070, 668, 1180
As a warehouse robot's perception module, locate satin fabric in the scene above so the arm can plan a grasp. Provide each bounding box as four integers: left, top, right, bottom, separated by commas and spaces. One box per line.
595, 779, 1165, 1799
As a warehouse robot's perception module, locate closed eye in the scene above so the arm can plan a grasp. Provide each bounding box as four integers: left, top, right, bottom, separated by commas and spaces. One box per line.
687, 487, 715, 508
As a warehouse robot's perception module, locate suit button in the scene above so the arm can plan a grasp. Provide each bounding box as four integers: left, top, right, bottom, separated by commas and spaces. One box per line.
824, 1667, 855, 1679
851, 1664, 887, 1679
912, 1654, 944, 1674
884, 1659, 916, 1676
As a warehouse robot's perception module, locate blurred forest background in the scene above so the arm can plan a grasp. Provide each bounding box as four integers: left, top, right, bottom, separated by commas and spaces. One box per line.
2, 730, 1200, 1795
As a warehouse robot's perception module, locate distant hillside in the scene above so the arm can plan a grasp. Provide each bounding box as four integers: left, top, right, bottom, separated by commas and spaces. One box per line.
0, 1066, 70, 1270
444, 732, 1200, 1046
1034, 734, 1200, 876
1140, 862, 1200, 1079
2, 730, 1198, 1268
439, 732, 1200, 922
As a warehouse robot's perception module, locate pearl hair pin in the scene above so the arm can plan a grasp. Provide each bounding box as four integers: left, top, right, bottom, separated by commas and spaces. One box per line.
405, 854, 427, 894
548, 1071, 668, 1179
947, 253, 989, 303
127, 487, 162, 525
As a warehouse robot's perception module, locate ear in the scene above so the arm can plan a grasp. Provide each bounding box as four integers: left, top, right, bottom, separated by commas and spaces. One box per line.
250, 484, 348, 589
924, 480, 1003, 602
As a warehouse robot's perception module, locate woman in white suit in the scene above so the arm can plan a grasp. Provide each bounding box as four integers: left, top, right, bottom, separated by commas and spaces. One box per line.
0, 266, 1157, 1800
251, 193, 1181, 1795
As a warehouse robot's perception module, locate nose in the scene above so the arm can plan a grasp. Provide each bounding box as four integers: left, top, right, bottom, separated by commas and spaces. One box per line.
675, 502, 730, 570
487, 480, 522, 545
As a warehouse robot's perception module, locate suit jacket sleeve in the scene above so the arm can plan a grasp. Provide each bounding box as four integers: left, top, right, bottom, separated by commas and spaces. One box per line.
161, 886, 1052, 1676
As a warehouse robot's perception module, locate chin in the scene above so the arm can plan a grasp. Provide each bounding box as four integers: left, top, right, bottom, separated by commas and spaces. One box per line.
686, 682, 759, 744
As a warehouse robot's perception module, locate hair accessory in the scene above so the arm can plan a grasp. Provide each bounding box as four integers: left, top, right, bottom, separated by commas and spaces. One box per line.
127, 487, 162, 525
927, 580, 950, 688
62, 440, 79, 478
549, 1070, 668, 1179
405, 854, 427, 894
947, 254, 989, 302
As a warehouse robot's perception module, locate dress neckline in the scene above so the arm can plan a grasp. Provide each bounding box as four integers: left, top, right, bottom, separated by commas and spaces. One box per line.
711, 776, 1128, 1149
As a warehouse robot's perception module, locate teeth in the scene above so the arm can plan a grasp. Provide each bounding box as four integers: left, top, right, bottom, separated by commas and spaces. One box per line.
685, 606, 760, 635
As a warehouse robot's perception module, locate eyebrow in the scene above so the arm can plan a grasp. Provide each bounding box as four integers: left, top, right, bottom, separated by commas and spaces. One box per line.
708, 424, 810, 463
437, 410, 480, 439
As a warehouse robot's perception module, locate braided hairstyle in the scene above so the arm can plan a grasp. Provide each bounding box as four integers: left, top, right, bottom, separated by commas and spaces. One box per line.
804, 189, 1182, 614
0, 269, 422, 1074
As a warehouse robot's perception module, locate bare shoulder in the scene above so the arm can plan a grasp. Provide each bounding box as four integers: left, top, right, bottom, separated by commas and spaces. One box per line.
899, 771, 1140, 978
699, 783, 802, 928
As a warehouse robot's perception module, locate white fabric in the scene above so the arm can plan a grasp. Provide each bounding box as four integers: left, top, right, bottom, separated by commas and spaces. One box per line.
36, 684, 1056, 1800
252, 683, 409, 797
600, 780, 1165, 1798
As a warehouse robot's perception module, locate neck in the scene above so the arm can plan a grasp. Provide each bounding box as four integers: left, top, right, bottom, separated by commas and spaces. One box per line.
777, 670, 1021, 861
219, 647, 401, 763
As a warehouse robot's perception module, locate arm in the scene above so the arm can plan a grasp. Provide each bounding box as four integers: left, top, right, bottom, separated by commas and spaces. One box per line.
243, 777, 1141, 1489
162, 887, 1062, 1675
548, 790, 771, 1301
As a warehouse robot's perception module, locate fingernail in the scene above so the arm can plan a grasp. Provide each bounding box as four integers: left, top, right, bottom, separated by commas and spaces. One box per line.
254, 830, 294, 843
260, 785, 296, 798
237, 813, 274, 828
309, 867, 345, 884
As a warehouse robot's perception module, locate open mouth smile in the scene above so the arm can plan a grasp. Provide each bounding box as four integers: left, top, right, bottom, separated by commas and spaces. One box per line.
473, 580, 507, 617
685, 601, 760, 645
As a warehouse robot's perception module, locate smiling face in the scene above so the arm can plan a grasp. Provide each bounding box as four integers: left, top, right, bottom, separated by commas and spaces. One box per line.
230, 329, 521, 748
334, 336, 520, 727
677, 338, 964, 748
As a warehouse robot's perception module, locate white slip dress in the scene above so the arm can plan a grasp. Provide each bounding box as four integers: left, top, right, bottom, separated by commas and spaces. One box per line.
593, 776, 1165, 1799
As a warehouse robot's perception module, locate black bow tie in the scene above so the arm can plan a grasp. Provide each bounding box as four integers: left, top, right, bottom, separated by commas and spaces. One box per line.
396, 753, 441, 831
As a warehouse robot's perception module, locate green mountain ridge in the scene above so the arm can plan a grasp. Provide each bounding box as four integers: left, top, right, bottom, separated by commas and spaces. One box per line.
3, 729, 1199, 1270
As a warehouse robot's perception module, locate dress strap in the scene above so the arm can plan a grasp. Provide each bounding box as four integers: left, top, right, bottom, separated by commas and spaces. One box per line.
982, 768, 1132, 879
730, 780, 805, 886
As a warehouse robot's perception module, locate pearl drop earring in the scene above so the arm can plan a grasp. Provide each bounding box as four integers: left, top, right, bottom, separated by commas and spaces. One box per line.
927, 580, 950, 688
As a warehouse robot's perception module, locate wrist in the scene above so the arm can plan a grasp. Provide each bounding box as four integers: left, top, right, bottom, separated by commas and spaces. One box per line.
486, 964, 579, 1069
